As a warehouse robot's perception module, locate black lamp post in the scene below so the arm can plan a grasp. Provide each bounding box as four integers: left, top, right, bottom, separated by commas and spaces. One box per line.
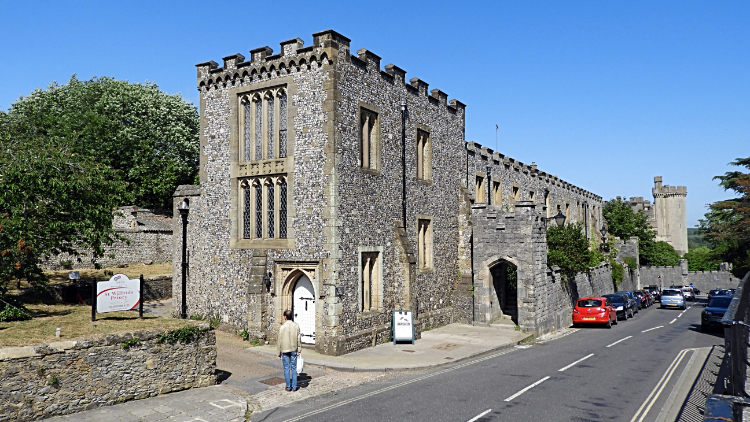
552, 209, 566, 227
600, 223, 609, 253
264, 272, 271, 293
178, 200, 189, 319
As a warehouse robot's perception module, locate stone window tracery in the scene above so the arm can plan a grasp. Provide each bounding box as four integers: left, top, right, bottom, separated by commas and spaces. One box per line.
240, 176, 289, 241
239, 87, 288, 163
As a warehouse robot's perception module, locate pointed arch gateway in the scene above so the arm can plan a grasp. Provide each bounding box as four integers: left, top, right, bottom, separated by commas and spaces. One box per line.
276, 265, 319, 345
480, 255, 521, 325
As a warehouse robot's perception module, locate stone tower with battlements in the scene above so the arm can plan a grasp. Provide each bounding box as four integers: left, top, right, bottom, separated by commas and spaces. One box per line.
652, 176, 688, 255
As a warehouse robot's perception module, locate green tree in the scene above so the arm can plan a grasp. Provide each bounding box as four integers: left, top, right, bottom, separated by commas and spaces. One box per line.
602, 197, 659, 266
640, 241, 680, 267
547, 223, 594, 282
7, 76, 199, 210
698, 157, 750, 277
682, 247, 723, 271
0, 111, 127, 298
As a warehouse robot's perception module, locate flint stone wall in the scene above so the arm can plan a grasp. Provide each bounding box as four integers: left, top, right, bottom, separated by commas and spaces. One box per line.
0, 327, 216, 421
639, 265, 737, 293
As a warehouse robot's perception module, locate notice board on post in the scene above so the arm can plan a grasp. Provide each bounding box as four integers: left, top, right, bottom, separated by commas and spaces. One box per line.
96, 274, 141, 313
392, 310, 414, 344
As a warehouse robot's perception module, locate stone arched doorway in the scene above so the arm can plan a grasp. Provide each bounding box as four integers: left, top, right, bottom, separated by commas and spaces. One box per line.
278, 269, 317, 345
490, 260, 519, 325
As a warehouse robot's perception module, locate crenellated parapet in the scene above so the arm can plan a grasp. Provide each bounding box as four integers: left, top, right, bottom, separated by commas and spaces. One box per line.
195, 29, 350, 91
465, 141, 602, 202
194, 30, 467, 114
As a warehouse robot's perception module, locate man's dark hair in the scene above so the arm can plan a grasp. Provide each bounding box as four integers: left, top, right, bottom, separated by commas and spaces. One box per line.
283, 309, 293, 320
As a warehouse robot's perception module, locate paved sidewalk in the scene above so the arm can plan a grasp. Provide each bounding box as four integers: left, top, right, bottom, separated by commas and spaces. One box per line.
39, 323, 530, 421
251, 323, 532, 371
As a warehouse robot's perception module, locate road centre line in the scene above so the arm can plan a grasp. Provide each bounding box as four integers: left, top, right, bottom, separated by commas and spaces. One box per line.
503, 376, 551, 402
466, 409, 492, 422
669, 318, 677, 324
606, 336, 632, 348
641, 326, 663, 333
558, 354, 595, 372
283, 347, 516, 422
629, 348, 694, 422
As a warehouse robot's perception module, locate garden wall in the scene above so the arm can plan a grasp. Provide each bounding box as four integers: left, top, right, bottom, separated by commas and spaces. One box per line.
0, 326, 216, 421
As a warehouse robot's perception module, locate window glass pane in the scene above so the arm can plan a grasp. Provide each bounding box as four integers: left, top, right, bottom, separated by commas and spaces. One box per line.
243, 184, 252, 238
244, 102, 252, 162
279, 179, 287, 239
267, 183, 275, 238
255, 101, 263, 161
267, 96, 275, 159
279, 92, 287, 158
255, 184, 262, 238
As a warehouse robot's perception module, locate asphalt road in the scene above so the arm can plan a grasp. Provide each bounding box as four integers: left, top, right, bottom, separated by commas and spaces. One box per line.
253, 299, 724, 422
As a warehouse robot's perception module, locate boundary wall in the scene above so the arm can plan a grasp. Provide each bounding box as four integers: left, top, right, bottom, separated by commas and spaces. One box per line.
0, 327, 216, 421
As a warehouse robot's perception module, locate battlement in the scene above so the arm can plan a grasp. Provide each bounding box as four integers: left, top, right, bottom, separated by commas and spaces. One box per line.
194, 30, 465, 112
653, 184, 687, 196
465, 141, 601, 201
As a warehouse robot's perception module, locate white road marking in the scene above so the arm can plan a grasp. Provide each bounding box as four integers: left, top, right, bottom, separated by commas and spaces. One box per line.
467, 409, 492, 422
630, 348, 694, 422
641, 326, 663, 333
669, 318, 677, 324
283, 347, 517, 421
677, 313, 682, 318
504, 376, 551, 402
559, 353, 595, 372
606, 336, 632, 348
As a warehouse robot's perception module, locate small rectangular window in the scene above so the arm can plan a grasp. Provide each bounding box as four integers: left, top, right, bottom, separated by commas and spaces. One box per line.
416, 129, 431, 181
360, 108, 379, 170
492, 181, 502, 206
418, 219, 433, 269
361, 252, 380, 311
475, 176, 485, 203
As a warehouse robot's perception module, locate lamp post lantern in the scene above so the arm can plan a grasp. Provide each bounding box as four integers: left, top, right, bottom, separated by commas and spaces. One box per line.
178, 200, 189, 319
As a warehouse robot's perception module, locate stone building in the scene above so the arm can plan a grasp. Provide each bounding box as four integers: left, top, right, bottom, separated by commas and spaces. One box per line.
43, 206, 172, 270
175, 30, 606, 355
628, 176, 688, 255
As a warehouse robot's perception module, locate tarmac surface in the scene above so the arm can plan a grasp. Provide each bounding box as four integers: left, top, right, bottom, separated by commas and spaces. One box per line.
42, 300, 722, 421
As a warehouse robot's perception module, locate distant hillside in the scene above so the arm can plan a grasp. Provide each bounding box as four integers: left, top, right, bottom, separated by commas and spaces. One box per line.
687, 228, 711, 250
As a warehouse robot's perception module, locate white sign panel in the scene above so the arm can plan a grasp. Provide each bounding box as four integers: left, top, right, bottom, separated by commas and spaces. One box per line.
393, 310, 414, 343
96, 274, 140, 313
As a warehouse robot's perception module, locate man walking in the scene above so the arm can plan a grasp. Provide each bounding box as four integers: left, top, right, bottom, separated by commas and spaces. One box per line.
277, 309, 302, 392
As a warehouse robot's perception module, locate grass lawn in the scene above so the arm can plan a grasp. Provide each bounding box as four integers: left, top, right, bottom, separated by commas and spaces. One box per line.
43, 262, 172, 285
0, 303, 199, 348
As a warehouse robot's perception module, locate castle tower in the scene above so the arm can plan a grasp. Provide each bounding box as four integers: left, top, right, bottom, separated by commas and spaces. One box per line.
652, 176, 688, 255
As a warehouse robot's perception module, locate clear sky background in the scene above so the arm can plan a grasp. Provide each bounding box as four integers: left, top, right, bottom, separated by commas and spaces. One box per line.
1, 1, 747, 227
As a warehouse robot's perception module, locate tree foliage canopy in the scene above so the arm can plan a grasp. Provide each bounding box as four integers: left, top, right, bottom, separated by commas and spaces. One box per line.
547, 223, 595, 280
7, 76, 200, 210
0, 111, 126, 294
698, 156, 750, 277
640, 240, 681, 267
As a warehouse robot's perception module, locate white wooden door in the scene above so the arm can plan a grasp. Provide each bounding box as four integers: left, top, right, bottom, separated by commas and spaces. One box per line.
293, 275, 315, 344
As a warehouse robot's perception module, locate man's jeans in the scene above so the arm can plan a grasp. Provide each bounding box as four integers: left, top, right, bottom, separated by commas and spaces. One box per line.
281, 352, 298, 390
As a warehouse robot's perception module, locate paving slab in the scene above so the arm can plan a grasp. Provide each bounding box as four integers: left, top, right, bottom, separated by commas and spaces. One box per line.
251, 323, 531, 371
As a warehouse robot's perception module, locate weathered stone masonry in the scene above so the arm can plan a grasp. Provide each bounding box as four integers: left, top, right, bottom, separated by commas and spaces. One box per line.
177, 30, 607, 355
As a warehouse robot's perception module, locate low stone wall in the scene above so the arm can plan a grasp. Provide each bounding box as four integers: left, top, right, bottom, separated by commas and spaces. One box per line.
42, 230, 172, 270
0, 326, 216, 421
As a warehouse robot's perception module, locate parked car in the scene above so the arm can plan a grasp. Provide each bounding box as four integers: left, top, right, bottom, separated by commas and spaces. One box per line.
707, 289, 723, 301
725, 288, 737, 297
681, 287, 695, 301
634, 290, 652, 307
616, 291, 641, 311
603, 294, 635, 320
701, 295, 733, 331
660, 289, 687, 309
572, 297, 618, 328
644, 286, 661, 301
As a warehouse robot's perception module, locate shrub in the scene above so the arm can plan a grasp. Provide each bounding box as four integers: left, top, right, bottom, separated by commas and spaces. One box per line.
158, 326, 201, 344
0, 298, 32, 322
121, 338, 141, 350
610, 259, 624, 285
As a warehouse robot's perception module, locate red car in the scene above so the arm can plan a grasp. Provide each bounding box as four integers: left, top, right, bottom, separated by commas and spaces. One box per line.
573, 297, 618, 328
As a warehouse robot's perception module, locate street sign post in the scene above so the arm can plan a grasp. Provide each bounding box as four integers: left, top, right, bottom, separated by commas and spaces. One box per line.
392, 310, 414, 344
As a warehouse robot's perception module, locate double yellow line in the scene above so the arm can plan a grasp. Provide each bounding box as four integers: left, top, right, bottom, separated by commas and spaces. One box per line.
630, 348, 695, 422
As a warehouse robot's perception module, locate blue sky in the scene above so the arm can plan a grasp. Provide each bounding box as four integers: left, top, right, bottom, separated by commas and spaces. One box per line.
1, 0, 747, 227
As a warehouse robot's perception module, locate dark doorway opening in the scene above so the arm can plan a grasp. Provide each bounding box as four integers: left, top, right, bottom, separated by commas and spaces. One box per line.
491, 261, 518, 324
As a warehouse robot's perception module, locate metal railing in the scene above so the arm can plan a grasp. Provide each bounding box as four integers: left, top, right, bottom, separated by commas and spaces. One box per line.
705, 271, 750, 421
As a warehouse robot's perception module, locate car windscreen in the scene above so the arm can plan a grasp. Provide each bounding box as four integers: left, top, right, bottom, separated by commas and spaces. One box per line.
604, 296, 624, 303
662, 289, 682, 297
709, 290, 721, 294
708, 297, 732, 308
577, 299, 602, 307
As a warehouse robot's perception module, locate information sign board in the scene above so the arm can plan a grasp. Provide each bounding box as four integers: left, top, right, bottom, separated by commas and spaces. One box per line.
392, 310, 414, 344
96, 274, 141, 313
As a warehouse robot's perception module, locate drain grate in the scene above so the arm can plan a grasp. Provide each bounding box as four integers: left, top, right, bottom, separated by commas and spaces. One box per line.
259, 377, 286, 386
431, 342, 463, 351
402, 350, 415, 353
444, 357, 454, 360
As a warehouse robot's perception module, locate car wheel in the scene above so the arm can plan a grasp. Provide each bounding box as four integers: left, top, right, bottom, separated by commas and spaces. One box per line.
613, 316, 618, 325
606, 319, 612, 329
701, 323, 707, 332
623, 312, 627, 321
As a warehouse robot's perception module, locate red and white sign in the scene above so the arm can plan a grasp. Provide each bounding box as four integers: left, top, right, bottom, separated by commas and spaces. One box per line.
96, 274, 140, 313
